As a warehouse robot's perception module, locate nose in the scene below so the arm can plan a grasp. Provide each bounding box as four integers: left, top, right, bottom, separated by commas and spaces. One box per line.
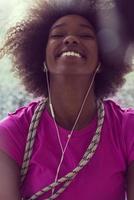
63, 35, 79, 46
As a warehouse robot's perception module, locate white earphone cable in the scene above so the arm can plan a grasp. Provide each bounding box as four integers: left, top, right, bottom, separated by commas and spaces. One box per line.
44, 62, 100, 195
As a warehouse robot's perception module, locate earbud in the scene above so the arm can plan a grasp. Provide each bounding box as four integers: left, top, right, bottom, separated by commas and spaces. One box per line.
96, 63, 101, 73
43, 62, 48, 72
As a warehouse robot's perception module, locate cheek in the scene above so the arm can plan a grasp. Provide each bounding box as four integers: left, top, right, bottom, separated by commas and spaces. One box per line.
86, 43, 99, 67
87, 43, 99, 59
46, 39, 57, 57
45, 42, 53, 65
92, 42, 99, 58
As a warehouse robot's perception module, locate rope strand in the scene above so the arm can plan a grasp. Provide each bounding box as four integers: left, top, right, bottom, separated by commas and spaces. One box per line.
21, 99, 105, 200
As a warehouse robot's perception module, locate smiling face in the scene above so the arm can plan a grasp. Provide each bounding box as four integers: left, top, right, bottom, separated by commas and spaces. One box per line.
46, 14, 99, 75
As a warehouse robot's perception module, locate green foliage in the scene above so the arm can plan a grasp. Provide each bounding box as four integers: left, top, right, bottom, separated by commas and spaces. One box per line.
0, 58, 32, 120
0, 57, 134, 120
0, 1, 134, 119
0, 84, 32, 120
113, 72, 134, 108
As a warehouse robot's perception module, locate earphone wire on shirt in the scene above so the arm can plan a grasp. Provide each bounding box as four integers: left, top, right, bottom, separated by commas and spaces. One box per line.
21, 97, 104, 200
44, 62, 101, 195
20, 63, 105, 200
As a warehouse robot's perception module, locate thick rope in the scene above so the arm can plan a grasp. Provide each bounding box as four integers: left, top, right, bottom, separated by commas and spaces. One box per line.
21, 99, 104, 200
20, 98, 47, 182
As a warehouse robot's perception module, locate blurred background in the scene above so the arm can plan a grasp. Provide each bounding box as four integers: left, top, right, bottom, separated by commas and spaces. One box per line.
0, 0, 134, 120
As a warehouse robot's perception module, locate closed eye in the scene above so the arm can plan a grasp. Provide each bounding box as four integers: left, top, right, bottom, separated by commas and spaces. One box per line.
79, 34, 95, 39
49, 34, 64, 38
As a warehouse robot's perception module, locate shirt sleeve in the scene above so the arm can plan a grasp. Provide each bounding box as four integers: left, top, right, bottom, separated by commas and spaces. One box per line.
122, 109, 134, 166
0, 102, 38, 166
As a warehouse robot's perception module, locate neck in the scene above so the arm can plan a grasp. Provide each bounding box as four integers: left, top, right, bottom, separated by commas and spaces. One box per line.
47, 74, 97, 130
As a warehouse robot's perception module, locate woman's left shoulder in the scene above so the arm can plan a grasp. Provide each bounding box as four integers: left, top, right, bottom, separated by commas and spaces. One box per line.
103, 99, 134, 122
104, 99, 134, 165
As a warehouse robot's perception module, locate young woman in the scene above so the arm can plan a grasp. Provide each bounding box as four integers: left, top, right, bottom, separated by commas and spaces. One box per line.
0, 0, 134, 199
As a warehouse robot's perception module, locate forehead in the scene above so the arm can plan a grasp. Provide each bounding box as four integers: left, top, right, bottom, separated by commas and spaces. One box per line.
51, 14, 94, 31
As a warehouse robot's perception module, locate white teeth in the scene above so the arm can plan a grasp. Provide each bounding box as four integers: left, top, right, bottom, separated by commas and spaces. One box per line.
61, 51, 81, 58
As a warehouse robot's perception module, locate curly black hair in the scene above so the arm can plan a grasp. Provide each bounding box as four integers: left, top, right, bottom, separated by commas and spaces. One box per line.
0, 0, 132, 98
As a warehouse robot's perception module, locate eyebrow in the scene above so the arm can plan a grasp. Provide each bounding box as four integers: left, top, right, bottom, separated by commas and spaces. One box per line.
50, 23, 94, 32
79, 24, 94, 31
50, 23, 66, 31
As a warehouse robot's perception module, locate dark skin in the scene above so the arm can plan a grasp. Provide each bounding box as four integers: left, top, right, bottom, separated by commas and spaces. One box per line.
46, 15, 99, 130
46, 15, 134, 199
0, 14, 134, 200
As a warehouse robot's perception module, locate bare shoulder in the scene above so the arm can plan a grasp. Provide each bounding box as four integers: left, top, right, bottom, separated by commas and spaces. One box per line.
0, 150, 21, 200
127, 161, 134, 200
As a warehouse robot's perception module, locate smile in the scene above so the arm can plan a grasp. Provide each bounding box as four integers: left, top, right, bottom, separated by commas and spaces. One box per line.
60, 51, 82, 58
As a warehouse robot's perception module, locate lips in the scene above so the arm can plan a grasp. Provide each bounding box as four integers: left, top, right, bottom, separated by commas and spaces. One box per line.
56, 48, 86, 59
61, 51, 82, 58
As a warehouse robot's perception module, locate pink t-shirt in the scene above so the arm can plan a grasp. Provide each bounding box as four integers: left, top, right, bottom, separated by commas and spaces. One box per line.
0, 99, 134, 200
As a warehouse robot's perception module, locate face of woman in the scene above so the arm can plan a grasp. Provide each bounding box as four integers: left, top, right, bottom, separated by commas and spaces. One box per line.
46, 14, 99, 75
